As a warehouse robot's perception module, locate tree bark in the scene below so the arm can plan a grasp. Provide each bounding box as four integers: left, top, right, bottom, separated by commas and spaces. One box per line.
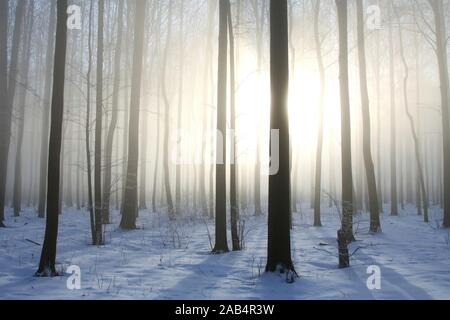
429, 0, 450, 228
37, 1, 57, 218
0, 0, 26, 222
313, 0, 324, 227
120, 0, 147, 230
102, 0, 124, 224
175, 0, 185, 215
93, 0, 104, 245
161, 0, 175, 220
228, 0, 240, 251
212, 0, 229, 254
356, 0, 380, 232
13, 1, 34, 217
35, 0, 67, 276
336, 0, 354, 241
388, 3, 398, 216
266, 0, 295, 274
85, 0, 95, 244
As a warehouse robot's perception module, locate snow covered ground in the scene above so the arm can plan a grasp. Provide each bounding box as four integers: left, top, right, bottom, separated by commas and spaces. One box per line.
0, 204, 449, 300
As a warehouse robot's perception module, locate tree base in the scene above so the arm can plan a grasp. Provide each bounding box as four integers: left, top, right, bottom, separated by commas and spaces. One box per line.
35, 266, 60, 278
119, 221, 137, 230
265, 263, 298, 283
211, 246, 229, 255
338, 229, 350, 268
369, 226, 382, 234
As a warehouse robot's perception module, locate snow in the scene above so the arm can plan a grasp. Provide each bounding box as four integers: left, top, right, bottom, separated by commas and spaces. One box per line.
0, 204, 449, 300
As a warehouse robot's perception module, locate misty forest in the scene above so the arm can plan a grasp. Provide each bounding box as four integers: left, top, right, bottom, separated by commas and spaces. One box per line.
1, 0, 450, 300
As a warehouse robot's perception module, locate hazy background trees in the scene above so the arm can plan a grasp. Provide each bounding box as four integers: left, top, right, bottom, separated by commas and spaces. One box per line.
0, 0, 449, 275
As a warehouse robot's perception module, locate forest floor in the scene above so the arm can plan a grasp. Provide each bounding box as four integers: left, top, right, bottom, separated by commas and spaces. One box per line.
0, 203, 449, 299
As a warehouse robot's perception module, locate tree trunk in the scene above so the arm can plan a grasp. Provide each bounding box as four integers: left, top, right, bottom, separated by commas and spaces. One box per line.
356, 0, 380, 233
93, 0, 104, 245
394, 5, 429, 223
35, 0, 67, 276
0, 0, 7, 226
375, 30, 383, 213
102, 0, 124, 224
200, 0, 217, 218
120, 0, 147, 230
0, 0, 26, 223
175, 0, 185, 215
313, 0, 324, 227
429, 0, 450, 228
151, 2, 162, 214
37, 1, 56, 218
121, 3, 133, 214
266, 0, 295, 275
86, 0, 95, 244
336, 0, 354, 242
161, 0, 175, 220
254, 0, 265, 217
228, 0, 240, 251
13, 1, 34, 217
212, 0, 229, 254
388, 3, 398, 216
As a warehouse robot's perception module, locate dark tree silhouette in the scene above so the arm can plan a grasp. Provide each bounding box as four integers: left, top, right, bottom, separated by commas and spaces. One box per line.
394, 4, 429, 223
161, 0, 175, 220
93, 0, 104, 245
13, 1, 34, 217
102, 0, 124, 224
266, 0, 295, 275
212, 0, 229, 254
35, 0, 68, 276
175, 0, 185, 215
227, 0, 240, 251
37, 0, 56, 219
428, 0, 450, 228
120, 0, 147, 230
388, 3, 398, 216
0, 0, 26, 224
313, 0, 325, 227
356, 0, 380, 232
336, 0, 354, 241
0, 0, 7, 227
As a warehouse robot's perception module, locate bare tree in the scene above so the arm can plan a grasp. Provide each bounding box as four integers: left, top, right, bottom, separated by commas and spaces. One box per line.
394, 4, 429, 223
213, 0, 229, 254
175, 0, 185, 215
85, 0, 96, 244
388, 2, 398, 216
336, 0, 354, 241
228, 0, 240, 251
266, 0, 295, 276
356, 0, 381, 232
161, 0, 175, 220
13, 1, 34, 217
427, 0, 450, 227
120, 0, 147, 229
0, 0, 26, 223
35, 0, 68, 276
313, 0, 325, 227
0, 0, 7, 226
93, 0, 105, 245
102, 0, 124, 224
